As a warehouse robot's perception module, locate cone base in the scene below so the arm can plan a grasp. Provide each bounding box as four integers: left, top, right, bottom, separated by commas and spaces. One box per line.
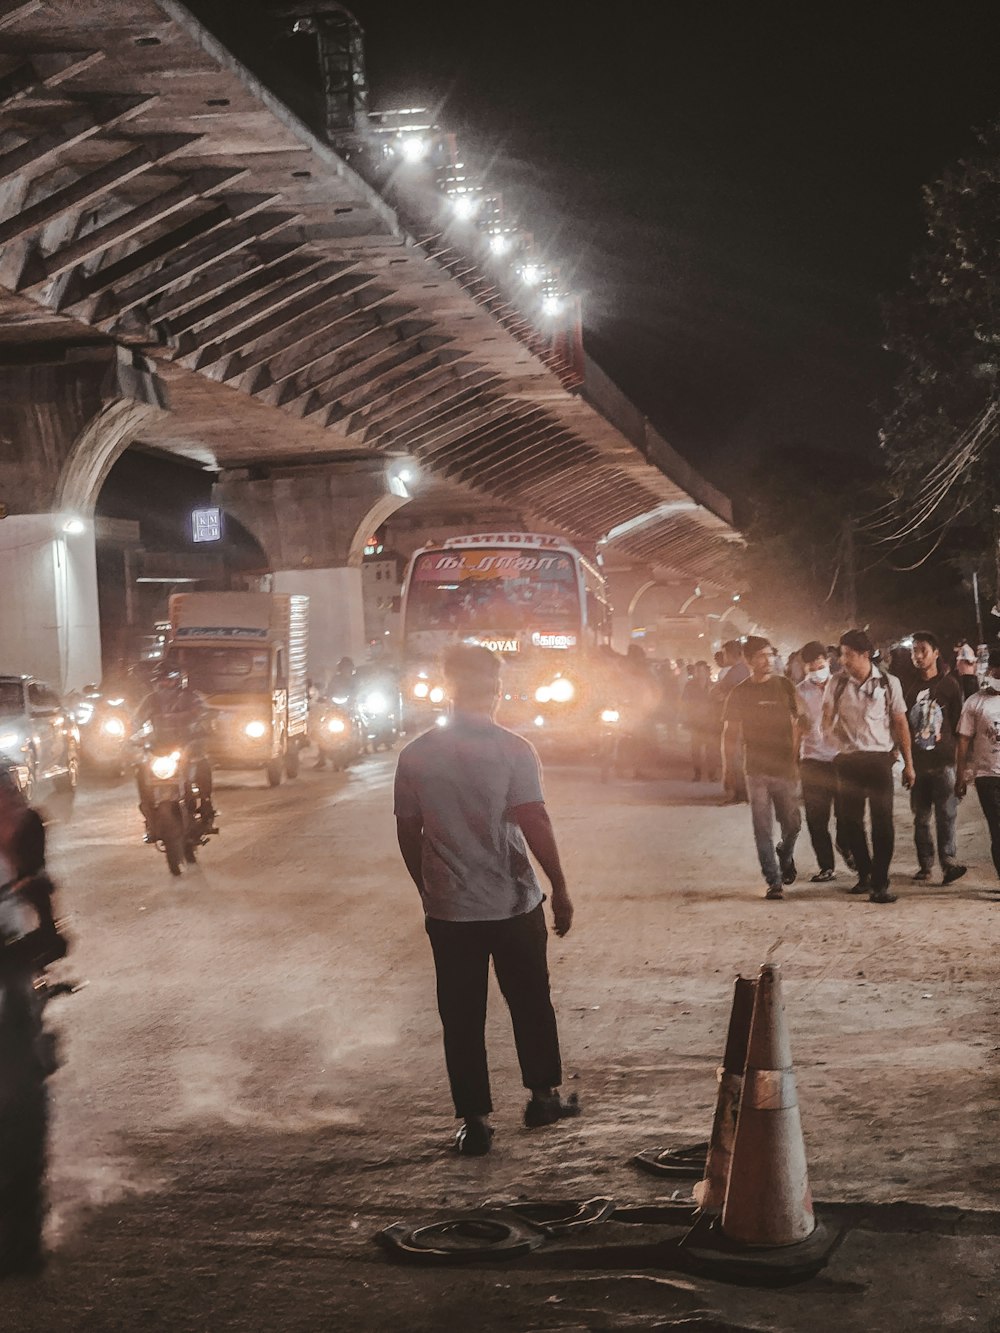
633, 1142, 708, 1179
679, 1211, 840, 1287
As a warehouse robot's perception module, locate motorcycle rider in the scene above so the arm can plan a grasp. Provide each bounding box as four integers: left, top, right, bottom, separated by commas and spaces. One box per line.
0, 762, 69, 1275
314, 658, 357, 770
133, 664, 216, 838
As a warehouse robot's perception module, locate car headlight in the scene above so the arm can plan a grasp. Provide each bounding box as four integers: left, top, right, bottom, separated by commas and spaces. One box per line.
429, 686, 445, 704
413, 681, 430, 699
326, 717, 346, 734
0, 730, 21, 752
244, 720, 268, 739
102, 716, 126, 738
150, 752, 180, 780
600, 708, 620, 724
534, 685, 552, 704
364, 692, 387, 715
549, 677, 574, 703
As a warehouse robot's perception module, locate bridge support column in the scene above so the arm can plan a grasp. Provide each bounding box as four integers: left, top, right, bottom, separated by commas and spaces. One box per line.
0, 347, 166, 691
214, 460, 409, 678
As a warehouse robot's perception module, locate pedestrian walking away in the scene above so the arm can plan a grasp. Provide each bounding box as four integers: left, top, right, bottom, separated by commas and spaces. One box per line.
683, 660, 720, 782
393, 644, 578, 1157
955, 649, 1000, 884
904, 632, 966, 885
721, 636, 804, 900
823, 629, 915, 904
796, 640, 851, 882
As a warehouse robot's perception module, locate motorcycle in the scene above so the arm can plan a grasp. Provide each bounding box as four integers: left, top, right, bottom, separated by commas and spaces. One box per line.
355, 677, 403, 752
134, 729, 215, 876
0, 872, 74, 1276
314, 696, 364, 770
73, 687, 129, 779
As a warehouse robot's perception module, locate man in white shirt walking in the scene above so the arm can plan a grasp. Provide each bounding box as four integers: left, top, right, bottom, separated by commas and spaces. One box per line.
956, 648, 1000, 884
797, 640, 850, 882
823, 629, 915, 903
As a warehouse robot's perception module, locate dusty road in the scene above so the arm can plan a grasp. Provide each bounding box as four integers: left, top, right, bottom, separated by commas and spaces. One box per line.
6, 748, 1000, 1331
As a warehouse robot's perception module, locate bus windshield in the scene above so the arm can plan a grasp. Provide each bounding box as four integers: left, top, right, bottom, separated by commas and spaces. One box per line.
172, 647, 271, 695
406, 547, 581, 638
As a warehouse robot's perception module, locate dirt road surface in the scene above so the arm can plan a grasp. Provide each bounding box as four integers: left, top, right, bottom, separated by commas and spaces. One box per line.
6, 749, 999, 1332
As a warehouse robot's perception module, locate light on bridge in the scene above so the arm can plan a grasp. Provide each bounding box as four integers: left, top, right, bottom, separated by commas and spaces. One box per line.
541, 294, 565, 318
489, 233, 511, 256
451, 193, 479, 221
62, 518, 85, 535
521, 263, 543, 286
397, 135, 429, 163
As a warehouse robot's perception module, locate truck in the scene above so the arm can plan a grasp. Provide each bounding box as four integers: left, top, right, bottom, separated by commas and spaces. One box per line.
166, 592, 309, 786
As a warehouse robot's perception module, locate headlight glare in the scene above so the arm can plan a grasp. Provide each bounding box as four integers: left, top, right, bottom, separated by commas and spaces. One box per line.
102, 716, 126, 738
326, 717, 346, 734
365, 692, 387, 715
534, 685, 552, 704
150, 752, 180, 780
600, 708, 620, 724
429, 686, 445, 704
549, 677, 574, 703
413, 681, 429, 699
244, 720, 268, 739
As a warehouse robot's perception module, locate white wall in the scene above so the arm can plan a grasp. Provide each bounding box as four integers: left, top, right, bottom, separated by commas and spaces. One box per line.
272, 566, 365, 681
0, 514, 101, 693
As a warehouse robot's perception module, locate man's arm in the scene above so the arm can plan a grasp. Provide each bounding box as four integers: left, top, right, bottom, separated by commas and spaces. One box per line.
955, 734, 971, 798
511, 801, 573, 937
395, 815, 425, 895
890, 709, 916, 788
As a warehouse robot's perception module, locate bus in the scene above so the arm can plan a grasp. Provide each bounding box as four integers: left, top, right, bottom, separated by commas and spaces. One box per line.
399, 533, 612, 738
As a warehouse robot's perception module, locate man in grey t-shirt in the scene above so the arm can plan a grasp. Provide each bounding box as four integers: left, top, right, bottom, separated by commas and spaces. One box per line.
394, 645, 577, 1157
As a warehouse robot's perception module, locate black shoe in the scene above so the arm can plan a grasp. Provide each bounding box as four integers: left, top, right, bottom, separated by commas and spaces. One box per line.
942, 864, 967, 885
868, 886, 897, 904
781, 858, 797, 886
849, 879, 872, 895
912, 868, 932, 883
524, 1092, 580, 1128
455, 1120, 494, 1156
810, 869, 835, 883
765, 885, 784, 901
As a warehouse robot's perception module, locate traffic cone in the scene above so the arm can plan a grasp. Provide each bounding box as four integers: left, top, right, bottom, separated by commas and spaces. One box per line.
691, 974, 755, 1212
680, 963, 837, 1285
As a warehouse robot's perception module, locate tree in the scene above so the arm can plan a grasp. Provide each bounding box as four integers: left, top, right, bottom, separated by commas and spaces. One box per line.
877, 120, 1000, 610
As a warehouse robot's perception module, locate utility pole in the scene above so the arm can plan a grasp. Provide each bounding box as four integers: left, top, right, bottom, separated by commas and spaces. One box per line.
843, 517, 857, 626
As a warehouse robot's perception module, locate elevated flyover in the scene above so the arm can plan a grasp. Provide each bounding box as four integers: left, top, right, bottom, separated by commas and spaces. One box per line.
0, 0, 739, 685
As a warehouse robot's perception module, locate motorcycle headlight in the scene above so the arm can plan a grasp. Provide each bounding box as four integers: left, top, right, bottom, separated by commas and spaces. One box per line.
365, 692, 387, 715
244, 720, 268, 739
534, 685, 552, 704
150, 752, 180, 780
102, 716, 126, 738
413, 681, 429, 699
601, 708, 620, 724
326, 717, 346, 734
429, 686, 445, 704
549, 677, 574, 703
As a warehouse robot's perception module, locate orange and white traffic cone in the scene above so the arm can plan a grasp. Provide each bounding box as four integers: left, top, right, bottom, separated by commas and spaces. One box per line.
691, 974, 755, 1213
681, 963, 837, 1284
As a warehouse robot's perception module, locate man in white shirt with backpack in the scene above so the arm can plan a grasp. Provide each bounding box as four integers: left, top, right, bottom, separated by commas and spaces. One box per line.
822, 629, 915, 903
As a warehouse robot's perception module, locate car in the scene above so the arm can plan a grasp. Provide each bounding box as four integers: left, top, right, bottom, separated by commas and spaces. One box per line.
0, 675, 79, 801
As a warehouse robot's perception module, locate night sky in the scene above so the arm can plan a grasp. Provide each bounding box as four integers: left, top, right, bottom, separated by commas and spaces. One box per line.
349, 1, 1000, 490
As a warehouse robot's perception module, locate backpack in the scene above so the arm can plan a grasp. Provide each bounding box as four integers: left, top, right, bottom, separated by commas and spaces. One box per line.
829, 669, 893, 742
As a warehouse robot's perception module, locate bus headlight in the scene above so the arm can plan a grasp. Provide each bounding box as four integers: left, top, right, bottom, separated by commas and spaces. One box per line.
600, 708, 620, 724
150, 752, 180, 780
244, 720, 268, 739
429, 686, 445, 704
535, 685, 552, 704
549, 678, 574, 703
413, 681, 430, 699
102, 716, 126, 738
326, 717, 346, 734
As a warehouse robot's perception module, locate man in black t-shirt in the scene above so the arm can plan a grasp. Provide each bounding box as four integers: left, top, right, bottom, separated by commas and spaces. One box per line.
905, 632, 966, 884
722, 637, 805, 900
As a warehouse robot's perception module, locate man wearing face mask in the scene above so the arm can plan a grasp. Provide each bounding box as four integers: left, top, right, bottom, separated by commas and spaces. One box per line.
797, 641, 850, 883
955, 648, 1000, 884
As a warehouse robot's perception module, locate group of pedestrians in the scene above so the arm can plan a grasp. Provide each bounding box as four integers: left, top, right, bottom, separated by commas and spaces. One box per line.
722, 628, 1000, 903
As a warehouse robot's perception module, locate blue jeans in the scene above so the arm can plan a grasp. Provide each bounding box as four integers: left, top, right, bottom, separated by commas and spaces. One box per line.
910, 765, 959, 871
747, 774, 802, 888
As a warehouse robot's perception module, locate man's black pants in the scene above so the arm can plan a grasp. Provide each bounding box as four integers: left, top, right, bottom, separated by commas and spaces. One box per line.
800, 758, 844, 874
975, 777, 1000, 879
425, 903, 562, 1118
834, 751, 895, 888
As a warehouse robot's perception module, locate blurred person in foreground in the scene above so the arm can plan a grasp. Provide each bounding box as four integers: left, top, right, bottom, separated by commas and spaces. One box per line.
722, 637, 804, 900
956, 648, 1000, 885
823, 629, 914, 904
394, 645, 577, 1157
904, 632, 966, 886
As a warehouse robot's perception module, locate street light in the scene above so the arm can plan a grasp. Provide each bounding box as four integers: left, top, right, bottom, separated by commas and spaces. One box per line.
451, 194, 479, 221
397, 135, 428, 163
521, 263, 543, 286
489, 233, 510, 256
62, 518, 85, 535
541, 294, 565, 318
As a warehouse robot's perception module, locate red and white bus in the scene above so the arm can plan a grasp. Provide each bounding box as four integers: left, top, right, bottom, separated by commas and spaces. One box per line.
399, 533, 612, 737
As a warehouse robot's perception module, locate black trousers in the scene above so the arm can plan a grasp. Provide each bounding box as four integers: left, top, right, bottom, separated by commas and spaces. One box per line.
800, 759, 843, 873
834, 751, 895, 889
975, 777, 1000, 879
425, 903, 562, 1118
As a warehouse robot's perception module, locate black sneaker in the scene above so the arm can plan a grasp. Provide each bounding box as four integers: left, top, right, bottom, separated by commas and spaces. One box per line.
868, 888, 897, 904
849, 879, 872, 895
765, 885, 784, 901
810, 869, 835, 883
781, 858, 797, 886
942, 864, 967, 885
912, 868, 932, 883
524, 1092, 580, 1128
455, 1120, 494, 1156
